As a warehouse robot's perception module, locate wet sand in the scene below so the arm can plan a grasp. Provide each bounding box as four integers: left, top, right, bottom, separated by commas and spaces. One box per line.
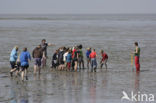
0, 14, 156, 103
0, 67, 156, 103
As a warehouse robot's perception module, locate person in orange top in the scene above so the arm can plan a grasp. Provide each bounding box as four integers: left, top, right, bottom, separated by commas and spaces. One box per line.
89, 49, 97, 72
100, 50, 108, 69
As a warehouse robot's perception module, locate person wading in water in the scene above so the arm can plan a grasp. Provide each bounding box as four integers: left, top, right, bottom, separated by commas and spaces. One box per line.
132, 42, 140, 72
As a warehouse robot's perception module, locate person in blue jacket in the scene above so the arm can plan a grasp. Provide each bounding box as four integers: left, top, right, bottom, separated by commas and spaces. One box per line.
20, 47, 31, 81
86, 48, 91, 69
10, 46, 19, 77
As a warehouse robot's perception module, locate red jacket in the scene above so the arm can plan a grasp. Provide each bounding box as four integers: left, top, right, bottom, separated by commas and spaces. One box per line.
101, 53, 108, 61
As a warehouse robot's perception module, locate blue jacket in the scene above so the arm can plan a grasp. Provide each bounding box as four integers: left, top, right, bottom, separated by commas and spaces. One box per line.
20, 51, 31, 66
66, 54, 72, 63
86, 50, 91, 58
10, 48, 18, 62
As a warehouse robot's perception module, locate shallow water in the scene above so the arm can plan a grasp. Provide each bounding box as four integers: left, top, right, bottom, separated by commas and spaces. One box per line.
0, 14, 156, 103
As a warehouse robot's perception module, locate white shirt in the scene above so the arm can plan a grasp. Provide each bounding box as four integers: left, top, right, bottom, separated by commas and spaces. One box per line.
63, 52, 68, 62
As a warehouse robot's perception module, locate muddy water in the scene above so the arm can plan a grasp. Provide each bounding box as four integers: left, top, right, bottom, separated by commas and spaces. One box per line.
0, 14, 156, 103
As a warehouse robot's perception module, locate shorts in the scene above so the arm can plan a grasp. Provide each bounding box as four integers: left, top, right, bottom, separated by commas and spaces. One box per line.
34, 58, 41, 66
73, 58, 78, 62
21, 65, 29, 71
10, 61, 16, 69
15, 62, 21, 71
78, 57, 84, 63
59, 60, 64, 65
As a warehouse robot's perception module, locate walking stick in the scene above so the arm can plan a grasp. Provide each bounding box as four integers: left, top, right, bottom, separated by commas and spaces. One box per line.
131, 53, 134, 71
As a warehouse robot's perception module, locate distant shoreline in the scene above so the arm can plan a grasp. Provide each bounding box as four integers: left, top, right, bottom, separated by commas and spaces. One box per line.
0, 13, 156, 16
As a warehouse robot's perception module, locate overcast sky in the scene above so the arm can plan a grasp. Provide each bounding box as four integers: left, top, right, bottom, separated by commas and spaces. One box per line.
0, 0, 156, 14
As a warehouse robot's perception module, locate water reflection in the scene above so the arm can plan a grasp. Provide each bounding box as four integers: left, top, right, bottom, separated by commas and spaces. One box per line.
10, 79, 29, 103
134, 72, 140, 103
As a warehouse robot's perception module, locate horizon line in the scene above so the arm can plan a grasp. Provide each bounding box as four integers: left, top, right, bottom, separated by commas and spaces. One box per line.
0, 13, 156, 15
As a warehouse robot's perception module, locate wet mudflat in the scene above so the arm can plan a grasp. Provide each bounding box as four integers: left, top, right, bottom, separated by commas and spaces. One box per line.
0, 67, 156, 103
0, 14, 156, 103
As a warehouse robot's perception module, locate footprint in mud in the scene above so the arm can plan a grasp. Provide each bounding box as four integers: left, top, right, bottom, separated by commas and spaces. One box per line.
4, 85, 10, 87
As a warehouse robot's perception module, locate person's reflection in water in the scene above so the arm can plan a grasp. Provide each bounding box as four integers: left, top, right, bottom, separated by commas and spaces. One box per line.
102, 70, 108, 87
89, 73, 97, 103
10, 80, 17, 103
134, 72, 140, 103
32, 74, 43, 103
19, 83, 29, 103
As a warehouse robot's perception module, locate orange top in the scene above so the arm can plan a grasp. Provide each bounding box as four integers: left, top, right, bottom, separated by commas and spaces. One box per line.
89, 52, 96, 58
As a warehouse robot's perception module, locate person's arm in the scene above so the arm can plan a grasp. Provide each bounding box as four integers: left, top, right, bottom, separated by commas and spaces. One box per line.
28, 52, 31, 61
89, 53, 91, 59
86, 51, 88, 57
96, 52, 98, 57
32, 50, 34, 58
135, 47, 138, 54
13, 51, 18, 60
132, 47, 138, 54
48, 43, 55, 46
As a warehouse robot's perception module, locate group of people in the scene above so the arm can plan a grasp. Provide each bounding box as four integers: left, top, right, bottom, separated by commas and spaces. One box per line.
51, 45, 108, 72
9, 38, 140, 81
9, 39, 54, 81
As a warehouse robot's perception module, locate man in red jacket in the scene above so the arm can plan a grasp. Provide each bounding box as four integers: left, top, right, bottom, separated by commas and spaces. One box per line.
100, 50, 108, 69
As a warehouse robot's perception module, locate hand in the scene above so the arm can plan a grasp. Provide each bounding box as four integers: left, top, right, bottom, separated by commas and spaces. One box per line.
48, 43, 55, 46
43, 56, 46, 59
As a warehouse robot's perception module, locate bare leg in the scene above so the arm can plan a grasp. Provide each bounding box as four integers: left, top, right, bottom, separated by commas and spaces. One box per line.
34, 65, 37, 74
87, 59, 89, 69
105, 59, 108, 69
74, 61, 78, 71
100, 62, 103, 69
10, 68, 16, 73
82, 60, 84, 69
79, 62, 81, 70
38, 66, 41, 74
21, 71, 24, 81
25, 69, 28, 80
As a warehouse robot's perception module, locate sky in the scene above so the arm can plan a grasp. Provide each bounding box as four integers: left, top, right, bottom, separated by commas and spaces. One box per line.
0, 0, 156, 14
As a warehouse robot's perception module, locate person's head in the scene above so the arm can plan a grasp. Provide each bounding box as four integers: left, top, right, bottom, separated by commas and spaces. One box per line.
101, 50, 104, 54
66, 48, 69, 52
23, 47, 27, 52
76, 46, 79, 50
42, 39, 46, 43
68, 49, 72, 54
15, 46, 18, 51
59, 47, 64, 51
87, 47, 91, 51
56, 50, 58, 53
92, 49, 95, 52
134, 42, 138, 46
37, 45, 41, 48
78, 44, 82, 49
69, 48, 72, 51
63, 47, 66, 51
